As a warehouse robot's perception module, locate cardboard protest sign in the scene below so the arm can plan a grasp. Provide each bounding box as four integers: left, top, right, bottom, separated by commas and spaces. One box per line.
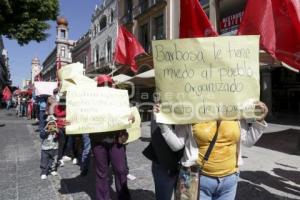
59, 79, 76, 93
58, 62, 84, 80
66, 87, 131, 134
60, 75, 97, 93
126, 107, 141, 143
34, 81, 58, 96
58, 62, 97, 92
152, 36, 260, 124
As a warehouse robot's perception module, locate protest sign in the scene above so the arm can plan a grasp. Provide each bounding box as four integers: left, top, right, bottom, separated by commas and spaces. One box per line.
34, 81, 58, 96
66, 87, 131, 134
152, 36, 260, 124
126, 107, 141, 143
58, 62, 84, 80
58, 62, 97, 92
60, 75, 97, 93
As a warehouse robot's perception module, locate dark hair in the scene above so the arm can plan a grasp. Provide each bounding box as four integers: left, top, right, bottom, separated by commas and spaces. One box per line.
53, 88, 59, 94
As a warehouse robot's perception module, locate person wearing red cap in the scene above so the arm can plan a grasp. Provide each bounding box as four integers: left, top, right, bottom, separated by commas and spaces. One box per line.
96, 74, 114, 87
90, 74, 132, 200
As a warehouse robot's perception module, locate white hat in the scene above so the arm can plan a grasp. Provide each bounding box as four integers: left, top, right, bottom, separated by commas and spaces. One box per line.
46, 115, 57, 122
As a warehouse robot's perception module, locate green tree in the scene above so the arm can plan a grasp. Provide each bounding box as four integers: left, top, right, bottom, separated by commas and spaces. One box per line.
0, 0, 59, 45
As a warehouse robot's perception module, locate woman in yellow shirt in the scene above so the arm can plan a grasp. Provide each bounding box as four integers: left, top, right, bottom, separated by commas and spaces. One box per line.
156, 101, 268, 200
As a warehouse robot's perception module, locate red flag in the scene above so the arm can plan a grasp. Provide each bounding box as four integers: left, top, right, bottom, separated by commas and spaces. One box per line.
2, 86, 12, 101
238, 0, 300, 70
114, 25, 145, 73
180, 0, 218, 38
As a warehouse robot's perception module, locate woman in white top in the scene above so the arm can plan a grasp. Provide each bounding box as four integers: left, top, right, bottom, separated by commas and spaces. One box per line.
155, 101, 268, 200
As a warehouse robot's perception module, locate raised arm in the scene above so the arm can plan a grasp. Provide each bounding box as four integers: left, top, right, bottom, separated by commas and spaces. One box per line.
157, 123, 189, 151
241, 101, 268, 147
240, 120, 267, 147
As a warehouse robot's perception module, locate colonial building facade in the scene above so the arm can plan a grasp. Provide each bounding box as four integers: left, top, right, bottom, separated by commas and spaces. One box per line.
71, 32, 91, 75
88, 0, 118, 76
31, 57, 41, 83
40, 17, 75, 81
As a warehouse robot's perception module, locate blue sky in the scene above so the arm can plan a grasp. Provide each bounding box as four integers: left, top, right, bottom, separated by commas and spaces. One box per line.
4, 0, 101, 87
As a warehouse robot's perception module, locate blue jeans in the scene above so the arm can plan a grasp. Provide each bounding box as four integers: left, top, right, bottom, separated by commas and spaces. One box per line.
39, 110, 46, 133
40, 149, 58, 175
6, 100, 11, 110
20, 103, 27, 116
152, 162, 178, 200
199, 173, 239, 200
81, 134, 91, 172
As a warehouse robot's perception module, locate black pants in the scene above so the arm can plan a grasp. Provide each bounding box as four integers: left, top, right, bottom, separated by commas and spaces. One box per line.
40, 149, 58, 175
58, 128, 79, 160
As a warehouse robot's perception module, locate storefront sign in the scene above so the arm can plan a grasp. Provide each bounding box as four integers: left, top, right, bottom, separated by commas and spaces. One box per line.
220, 11, 244, 34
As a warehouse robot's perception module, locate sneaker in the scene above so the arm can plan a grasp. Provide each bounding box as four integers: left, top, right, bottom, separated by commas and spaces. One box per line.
127, 174, 136, 181
58, 160, 64, 167
62, 156, 72, 162
72, 158, 78, 165
51, 171, 58, 176
41, 175, 47, 180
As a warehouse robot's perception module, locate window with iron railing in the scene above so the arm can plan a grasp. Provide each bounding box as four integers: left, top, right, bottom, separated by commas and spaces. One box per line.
95, 45, 100, 63
60, 46, 65, 57
125, 0, 133, 16
133, 0, 166, 18
139, 0, 149, 13
153, 14, 165, 40
110, 9, 114, 23
140, 23, 150, 52
107, 40, 112, 63
60, 30, 66, 39
100, 16, 107, 31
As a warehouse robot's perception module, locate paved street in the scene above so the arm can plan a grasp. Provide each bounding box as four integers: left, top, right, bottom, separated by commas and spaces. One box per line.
0, 109, 300, 200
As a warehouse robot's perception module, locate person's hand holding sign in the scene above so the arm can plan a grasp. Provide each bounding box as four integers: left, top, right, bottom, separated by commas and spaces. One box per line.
128, 113, 135, 124
117, 113, 136, 144
254, 101, 268, 122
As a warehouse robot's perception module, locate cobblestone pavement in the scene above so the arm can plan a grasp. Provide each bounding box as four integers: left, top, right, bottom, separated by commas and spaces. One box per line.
0, 109, 300, 200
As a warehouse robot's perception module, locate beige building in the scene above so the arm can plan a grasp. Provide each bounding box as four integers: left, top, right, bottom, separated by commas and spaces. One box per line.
31, 57, 41, 83
41, 17, 76, 81
118, 0, 180, 74
88, 0, 118, 76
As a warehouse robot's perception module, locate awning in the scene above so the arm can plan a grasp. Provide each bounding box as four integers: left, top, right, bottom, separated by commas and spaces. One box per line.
111, 69, 155, 87
135, 69, 154, 78
128, 69, 155, 87
112, 74, 132, 83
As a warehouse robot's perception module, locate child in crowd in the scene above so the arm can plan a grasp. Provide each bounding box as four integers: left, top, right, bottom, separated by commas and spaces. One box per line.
40, 116, 59, 180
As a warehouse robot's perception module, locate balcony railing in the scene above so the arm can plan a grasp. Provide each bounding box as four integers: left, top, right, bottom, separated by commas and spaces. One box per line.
133, 0, 166, 18
120, 13, 133, 24
86, 57, 112, 73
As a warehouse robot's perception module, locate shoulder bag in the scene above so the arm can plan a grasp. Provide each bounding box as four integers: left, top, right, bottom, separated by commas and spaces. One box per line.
175, 123, 219, 200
